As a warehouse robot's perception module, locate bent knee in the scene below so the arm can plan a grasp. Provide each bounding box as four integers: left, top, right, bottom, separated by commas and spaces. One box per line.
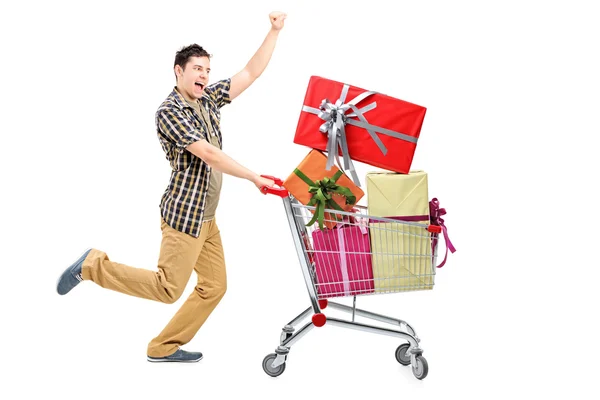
210, 284, 227, 299
218, 283, 227, 298
196, 284, 226, 299
161, 287, 185, 304
216, 280, 227, 298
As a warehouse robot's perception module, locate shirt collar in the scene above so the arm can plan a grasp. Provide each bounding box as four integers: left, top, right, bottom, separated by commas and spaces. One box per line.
170, 87, 193, 109
170, 86, 210, 110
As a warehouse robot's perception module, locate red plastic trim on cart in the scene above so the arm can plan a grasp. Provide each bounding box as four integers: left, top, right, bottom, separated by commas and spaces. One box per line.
312, 313, 326, 327
318, 299, 328, 310
427, 225, 442, 233
260, 175, 289, 198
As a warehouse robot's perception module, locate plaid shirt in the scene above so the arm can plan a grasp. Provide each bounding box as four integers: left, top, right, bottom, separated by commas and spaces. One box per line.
156, 78, 231, 238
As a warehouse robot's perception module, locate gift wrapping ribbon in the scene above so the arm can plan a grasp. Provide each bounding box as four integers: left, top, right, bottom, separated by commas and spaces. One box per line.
335, 217, 369, 296
337, 225, 351, 295
429, 198, 456, 268
384, 199, 455, 268
293, 169, 357, 230
302, 83, 418, 187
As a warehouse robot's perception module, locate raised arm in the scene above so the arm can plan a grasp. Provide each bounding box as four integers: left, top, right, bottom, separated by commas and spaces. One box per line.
229, 11, 287, 101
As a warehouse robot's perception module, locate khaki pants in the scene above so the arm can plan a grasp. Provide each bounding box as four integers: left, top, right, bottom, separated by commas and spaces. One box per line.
81, 218, 227, 357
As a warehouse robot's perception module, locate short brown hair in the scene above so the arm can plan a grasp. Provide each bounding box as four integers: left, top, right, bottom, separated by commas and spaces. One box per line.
174, 44, 211, 76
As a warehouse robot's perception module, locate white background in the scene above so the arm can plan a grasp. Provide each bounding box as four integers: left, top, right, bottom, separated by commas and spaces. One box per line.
1, 0, 599, 398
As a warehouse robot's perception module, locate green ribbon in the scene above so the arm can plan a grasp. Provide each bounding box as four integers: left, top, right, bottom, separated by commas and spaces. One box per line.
293, 168, 357, 230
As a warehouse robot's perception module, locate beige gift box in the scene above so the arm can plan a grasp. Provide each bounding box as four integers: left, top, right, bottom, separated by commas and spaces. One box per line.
366, 171, 434, 292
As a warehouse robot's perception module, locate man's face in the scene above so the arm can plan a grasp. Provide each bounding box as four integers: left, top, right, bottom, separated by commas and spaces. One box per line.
176, 56, 210, 101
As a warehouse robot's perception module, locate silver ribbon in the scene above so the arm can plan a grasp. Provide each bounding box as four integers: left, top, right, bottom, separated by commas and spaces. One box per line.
302, 84, 418, 187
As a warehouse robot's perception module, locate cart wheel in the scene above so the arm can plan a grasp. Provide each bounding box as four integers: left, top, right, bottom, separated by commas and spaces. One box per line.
262, 353, 286, 377
394, 343, 411, 366
412, 355, 428, 380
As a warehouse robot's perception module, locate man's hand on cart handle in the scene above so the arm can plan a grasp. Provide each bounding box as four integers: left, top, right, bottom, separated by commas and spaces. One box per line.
254, 175, 275, 191
258, 175, 289, 198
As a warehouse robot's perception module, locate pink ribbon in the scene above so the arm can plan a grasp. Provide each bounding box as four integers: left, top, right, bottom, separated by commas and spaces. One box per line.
336, 216, 368, 295
383, 200, 455, 268
337, 226, 351, 295
429, 198, 456, 268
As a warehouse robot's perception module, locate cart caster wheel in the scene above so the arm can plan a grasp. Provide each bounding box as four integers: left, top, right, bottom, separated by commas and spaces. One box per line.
262, 353, 286, 377
395, 343, 411, 366
412, 355, 428, 380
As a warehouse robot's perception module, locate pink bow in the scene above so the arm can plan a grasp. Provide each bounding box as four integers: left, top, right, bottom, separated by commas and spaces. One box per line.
429, 198, 456, 268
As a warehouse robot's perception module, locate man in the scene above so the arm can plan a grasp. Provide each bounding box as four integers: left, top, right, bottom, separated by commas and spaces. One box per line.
56, 11, 286, 363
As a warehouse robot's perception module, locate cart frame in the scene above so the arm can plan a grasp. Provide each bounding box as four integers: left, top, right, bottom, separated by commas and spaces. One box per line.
260, 176, 440, 380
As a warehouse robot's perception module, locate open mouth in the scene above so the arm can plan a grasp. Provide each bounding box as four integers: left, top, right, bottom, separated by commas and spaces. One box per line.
195, 82, 205, 90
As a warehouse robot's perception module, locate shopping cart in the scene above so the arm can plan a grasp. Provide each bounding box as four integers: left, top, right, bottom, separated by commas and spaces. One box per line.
259, 176, 443, 380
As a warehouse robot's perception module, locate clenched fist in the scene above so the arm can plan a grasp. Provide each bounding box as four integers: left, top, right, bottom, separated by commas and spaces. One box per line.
269, 11, 287, 31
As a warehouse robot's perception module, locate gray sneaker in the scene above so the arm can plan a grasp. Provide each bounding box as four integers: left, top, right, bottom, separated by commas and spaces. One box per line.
56, 248, 92, 295
147, 348, 203, 363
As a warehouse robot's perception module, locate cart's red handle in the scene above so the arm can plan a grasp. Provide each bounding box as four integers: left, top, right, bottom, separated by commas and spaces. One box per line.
260, 175, 289, 198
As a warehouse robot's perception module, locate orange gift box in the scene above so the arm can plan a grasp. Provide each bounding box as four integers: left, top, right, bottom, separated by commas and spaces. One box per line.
283, 150, 365, 230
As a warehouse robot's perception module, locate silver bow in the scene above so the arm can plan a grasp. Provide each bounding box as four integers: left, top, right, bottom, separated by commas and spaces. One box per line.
302, 83, 418, 187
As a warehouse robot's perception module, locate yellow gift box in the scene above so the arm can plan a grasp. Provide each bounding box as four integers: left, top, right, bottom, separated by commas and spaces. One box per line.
366, 171, 434, 292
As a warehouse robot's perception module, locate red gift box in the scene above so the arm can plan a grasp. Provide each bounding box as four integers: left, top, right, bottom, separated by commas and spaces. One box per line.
294, 76, 426, 184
